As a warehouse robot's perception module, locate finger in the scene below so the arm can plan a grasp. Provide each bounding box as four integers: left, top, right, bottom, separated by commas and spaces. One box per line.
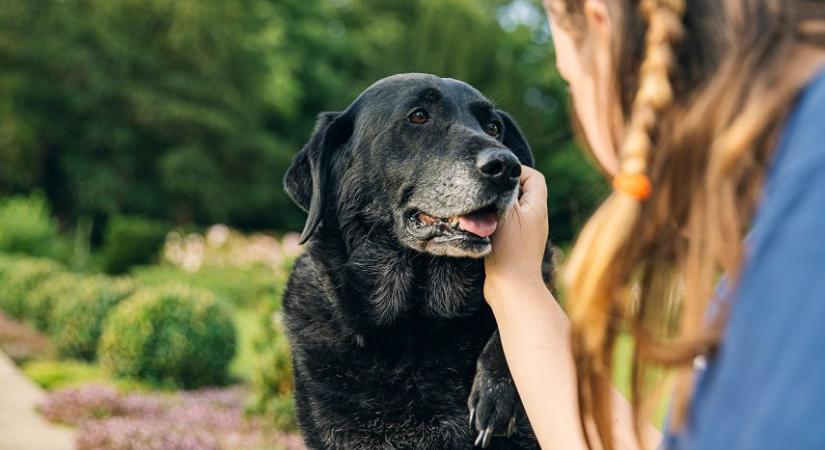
517, 166, 547, 208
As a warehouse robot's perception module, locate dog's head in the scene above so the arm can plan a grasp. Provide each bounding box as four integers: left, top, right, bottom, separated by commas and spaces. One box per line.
285, 73, 533, 258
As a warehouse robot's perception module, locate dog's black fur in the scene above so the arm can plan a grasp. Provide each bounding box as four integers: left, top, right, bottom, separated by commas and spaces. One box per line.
283, 73, 548, 449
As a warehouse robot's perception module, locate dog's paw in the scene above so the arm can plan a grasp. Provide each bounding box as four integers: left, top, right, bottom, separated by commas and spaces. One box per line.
467, 366, 522, 448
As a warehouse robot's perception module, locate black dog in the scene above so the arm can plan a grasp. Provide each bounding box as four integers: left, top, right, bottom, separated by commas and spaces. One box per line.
283, 73, 548, 449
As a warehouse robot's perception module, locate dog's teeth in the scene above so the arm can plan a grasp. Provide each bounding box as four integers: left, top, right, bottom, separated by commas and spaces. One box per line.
449, 217, 460, 228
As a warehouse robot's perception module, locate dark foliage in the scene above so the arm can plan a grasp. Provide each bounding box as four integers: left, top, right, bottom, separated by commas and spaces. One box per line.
0, 0, 604, 243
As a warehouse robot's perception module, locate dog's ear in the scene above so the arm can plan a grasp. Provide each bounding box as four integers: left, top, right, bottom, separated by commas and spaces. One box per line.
284, 110, 355, 244
284, 112, 337, 212
496, 110, 533, 168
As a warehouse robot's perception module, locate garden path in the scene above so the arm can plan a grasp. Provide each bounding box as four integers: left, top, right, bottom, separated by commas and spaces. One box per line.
0, 352, 74, 450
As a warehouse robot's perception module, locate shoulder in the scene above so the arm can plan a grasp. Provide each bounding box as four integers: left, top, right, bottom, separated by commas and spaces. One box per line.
663, 68, 825, 450
748, 68, 825, 250
765, 68, 825, 190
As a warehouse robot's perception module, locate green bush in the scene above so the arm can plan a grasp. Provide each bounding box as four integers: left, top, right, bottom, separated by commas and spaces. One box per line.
100, 216, 169, 274
50, 276, 136, 361
0, 193, 67, 259
25, 272, 81, 332
248, 307, 296, 431
99, 285, 236, 388
0, 257, 64, 318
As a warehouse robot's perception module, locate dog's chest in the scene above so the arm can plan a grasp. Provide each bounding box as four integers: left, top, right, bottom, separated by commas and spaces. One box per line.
307, 323, 490, 449
338, 314, 491, 393
286, 252, 496, 448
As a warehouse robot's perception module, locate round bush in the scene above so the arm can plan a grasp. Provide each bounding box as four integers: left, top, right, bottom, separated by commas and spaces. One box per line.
99, 285, 236, 389
50, 276, 136, 361
0, 257, 64, 318
25, 272, 81, 332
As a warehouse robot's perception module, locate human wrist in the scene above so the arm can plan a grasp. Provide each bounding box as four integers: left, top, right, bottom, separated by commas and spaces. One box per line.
484, 270, 547, 308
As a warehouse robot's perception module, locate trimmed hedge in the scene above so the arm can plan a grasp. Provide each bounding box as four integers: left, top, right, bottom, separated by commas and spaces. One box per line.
0, 254, 238, 389
25, 272, 81, 332
0, 257, 64, 318
99, 285, 236, 388
50, 276, 136, 361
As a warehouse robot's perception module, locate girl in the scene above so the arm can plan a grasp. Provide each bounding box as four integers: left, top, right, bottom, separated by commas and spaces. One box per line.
485, 1, 825, 449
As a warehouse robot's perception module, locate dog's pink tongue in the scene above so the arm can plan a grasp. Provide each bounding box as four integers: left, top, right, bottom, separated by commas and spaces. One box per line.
458, 212, 498, 238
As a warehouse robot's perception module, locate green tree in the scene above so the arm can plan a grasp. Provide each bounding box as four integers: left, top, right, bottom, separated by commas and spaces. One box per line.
0, 0, 605, 243
0, 0, 301, 228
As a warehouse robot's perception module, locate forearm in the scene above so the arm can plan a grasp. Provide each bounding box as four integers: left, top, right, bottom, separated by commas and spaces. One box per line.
487, 279, 660, 450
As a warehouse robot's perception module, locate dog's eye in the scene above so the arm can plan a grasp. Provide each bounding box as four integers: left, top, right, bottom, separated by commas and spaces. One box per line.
408, 109, 430, 125
485, 121, 501, 137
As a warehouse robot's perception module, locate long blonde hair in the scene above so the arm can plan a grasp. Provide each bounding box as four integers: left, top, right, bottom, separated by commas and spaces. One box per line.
552, 0, 825, 448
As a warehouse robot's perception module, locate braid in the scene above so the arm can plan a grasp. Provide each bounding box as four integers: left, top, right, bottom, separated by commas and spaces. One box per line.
565, 0, 685, 355
562, 0, 685, 448
624, 0, 684, 175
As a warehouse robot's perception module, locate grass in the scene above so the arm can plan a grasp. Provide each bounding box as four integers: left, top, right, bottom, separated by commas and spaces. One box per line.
23, 359, 108, 390
22, 359, 151, 392
613, 333, 672, 429
131, 265, 282, 309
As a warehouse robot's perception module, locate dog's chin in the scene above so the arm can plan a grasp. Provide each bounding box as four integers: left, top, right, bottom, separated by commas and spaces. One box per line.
400, 228, 493, 259
400, 193, 517, 259
422, 234, 492, 258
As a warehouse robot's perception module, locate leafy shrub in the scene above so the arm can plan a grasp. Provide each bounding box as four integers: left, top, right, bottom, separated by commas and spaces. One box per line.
0, 257, 64, 318
0, 193, 67, 259
248, 310, 296, 431
247, 257, 296, 431
99, 285, 236, 388
100, 216, 169, 274
50, 276, 136, 360
25, 272, 81, 332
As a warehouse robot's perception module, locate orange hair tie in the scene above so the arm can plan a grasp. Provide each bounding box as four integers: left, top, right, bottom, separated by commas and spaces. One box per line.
613, 173, 653, 200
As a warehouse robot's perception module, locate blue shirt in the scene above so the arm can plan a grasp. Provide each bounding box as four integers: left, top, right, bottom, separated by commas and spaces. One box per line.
666, 67, 825, 449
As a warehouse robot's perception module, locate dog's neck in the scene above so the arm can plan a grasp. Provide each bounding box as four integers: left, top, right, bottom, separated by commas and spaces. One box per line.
308, 219, 486, 332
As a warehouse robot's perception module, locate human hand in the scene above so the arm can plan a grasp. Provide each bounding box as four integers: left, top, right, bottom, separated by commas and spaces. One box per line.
484, 166, 549, 303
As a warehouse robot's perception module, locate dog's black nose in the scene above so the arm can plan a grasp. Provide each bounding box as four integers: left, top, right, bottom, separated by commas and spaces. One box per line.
476, 148, 521, 182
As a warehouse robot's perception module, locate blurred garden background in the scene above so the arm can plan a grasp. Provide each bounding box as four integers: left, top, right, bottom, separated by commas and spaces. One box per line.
0, 0, 607, 449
